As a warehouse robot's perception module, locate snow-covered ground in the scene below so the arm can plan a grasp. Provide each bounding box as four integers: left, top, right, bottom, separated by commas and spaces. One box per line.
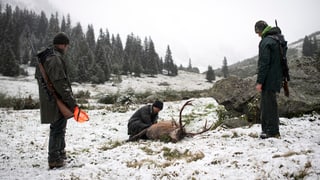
0, 68, 319, 179
0, 67, 214, 99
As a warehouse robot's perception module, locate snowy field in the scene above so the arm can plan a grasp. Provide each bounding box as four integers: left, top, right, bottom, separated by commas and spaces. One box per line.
0, 68, 320, 179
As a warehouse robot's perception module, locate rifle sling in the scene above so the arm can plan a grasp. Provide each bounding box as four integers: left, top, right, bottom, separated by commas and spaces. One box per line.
38, 63, 60, 100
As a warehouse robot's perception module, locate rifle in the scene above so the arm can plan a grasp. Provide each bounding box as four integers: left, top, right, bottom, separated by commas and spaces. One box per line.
275, 20, 290, 97
27, 36, 74, 119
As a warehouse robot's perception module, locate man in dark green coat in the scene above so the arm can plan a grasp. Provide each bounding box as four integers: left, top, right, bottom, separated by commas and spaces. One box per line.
36, 32, 77, 169
255, 20, 283, 139
127, 100, 164, 140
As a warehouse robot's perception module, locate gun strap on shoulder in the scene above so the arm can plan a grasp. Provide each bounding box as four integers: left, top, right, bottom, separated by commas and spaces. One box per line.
37, 61, 59, 100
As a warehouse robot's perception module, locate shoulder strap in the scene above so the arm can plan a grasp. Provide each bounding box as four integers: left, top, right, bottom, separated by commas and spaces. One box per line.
37, 47, 55, 64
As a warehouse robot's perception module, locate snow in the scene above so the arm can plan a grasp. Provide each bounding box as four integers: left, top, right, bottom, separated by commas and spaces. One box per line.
0, 68, 320, 179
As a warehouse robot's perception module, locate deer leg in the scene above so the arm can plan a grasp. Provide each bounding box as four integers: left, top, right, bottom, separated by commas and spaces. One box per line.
127, 128, 149, 142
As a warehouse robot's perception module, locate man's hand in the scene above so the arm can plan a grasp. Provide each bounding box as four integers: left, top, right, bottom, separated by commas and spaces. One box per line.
256, 83, 262, 92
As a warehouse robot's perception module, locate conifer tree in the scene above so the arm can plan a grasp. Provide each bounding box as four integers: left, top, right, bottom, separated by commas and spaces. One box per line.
1, 44, 20, 76
36, 11, 49, 49
302, 35, 314, 57
46, 13, 60, 45
164, 45, 172, 75
86, 24, 96, 51
94, 29, 110, 83
143, 37, 159, 76
164, 45, 177, 76
110, 34, 124, 74
222, 56, 229, 78
206, 65, 215, 82
187, 58, 192, 71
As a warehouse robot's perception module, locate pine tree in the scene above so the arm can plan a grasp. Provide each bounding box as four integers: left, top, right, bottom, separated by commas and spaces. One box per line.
164, 45, 173, 75
1, 44, 20, 76
187, 58, 192, 71
94, 29, 110, 83
36, 11, 48, 49
206, 65, 215, 82
124, 33, 143, 75
302, 35, 314, 57
110, 33, 124, 74
222, 56, 229, 78
143, 37, 159, 76
46, 13, 60, 45
312, 36, 318, 55
86, 24, 96, 51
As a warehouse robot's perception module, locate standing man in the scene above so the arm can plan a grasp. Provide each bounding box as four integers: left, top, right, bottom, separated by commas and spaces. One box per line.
254, 20, 283, 139
127, 100, 164, 140
36, 32, 77, 169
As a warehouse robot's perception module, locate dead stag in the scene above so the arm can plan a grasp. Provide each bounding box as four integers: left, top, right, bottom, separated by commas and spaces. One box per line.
128, 100, 213, 143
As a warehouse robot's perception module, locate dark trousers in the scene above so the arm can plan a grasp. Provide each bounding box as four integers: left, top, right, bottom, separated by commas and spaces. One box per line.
128, 121, 150, 139
48, 117, 67, 161
260, 90, 280, 135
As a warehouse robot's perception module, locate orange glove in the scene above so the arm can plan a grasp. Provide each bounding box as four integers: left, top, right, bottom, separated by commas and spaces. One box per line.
74, 106, 89, 123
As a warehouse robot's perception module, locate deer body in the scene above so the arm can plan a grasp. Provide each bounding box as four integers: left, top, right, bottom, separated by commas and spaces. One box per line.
146, 121, 185, 142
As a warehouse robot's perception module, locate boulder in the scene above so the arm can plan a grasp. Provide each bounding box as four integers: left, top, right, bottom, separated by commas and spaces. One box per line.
210, 56, 320, 121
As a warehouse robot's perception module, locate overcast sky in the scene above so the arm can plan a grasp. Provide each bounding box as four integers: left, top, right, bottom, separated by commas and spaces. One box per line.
41, 0, 320, 70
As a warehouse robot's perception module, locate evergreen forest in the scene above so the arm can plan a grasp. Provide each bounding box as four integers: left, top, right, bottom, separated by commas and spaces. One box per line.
0, 3, 179, 83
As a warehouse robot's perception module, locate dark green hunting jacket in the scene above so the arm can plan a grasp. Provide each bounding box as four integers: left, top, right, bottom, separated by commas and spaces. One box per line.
36, 47, 76, 124
257, 27, 283, 93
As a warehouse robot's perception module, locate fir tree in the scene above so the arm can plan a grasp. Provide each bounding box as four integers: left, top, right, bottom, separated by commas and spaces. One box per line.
46, 13, 60, 45
164, 45, 176, 75
86, 24, 96, 51
302, 35, 314, 57
222, 56, 229, 78
206, 65, 215, 82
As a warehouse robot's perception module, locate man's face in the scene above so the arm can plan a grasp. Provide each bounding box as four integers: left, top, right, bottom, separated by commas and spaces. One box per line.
256, 32, 262, 37
57, 44, 69, 54
62, 44, 69, 53
153, 107, 161, 114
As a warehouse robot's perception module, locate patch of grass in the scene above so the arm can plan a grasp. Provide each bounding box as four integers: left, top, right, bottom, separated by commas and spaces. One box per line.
0, 93, 39, 110
99, 140, 123, 151
284, 161, 312, 179
248, 132, 259, 138
162, 147, 204, 162
126, 159, 158, 169
140, 146, 157, 155
98, 94, 118, 104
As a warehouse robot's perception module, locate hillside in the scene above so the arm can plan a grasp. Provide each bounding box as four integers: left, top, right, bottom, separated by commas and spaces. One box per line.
215, 31, 320, 78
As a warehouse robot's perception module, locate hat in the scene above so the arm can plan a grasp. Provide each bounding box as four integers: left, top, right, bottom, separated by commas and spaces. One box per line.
254, 20, 268, 33
53, 32, 70, 45
153, 100, 163, 110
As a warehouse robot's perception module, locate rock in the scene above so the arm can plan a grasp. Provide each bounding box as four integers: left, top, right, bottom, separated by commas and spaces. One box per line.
210, 56, 320, 120
222, 117, 251, 129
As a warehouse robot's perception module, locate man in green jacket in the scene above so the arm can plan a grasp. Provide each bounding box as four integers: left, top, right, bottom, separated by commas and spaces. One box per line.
36, 32, 77, 169
254, 20, 283, 139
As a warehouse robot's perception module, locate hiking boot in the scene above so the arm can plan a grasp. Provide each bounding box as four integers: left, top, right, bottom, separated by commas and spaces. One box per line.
260, 132, 280, 139
48, 151, 65, 169
48, 158, 65, 169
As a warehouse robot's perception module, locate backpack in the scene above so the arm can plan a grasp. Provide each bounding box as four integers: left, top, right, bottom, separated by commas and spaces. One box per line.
268, 20, 290, 96
36, 47, 55, 64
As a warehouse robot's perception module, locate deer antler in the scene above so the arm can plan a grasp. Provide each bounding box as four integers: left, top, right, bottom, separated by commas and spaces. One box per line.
185, 120, 214, 137
179, 100, 193, 131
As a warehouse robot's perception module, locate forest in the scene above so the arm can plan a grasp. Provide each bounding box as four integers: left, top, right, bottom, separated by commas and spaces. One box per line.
0, 3, 182, 84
